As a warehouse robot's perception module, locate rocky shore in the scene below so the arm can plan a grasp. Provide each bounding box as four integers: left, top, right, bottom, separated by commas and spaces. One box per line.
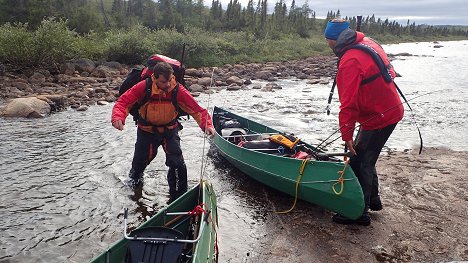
0, 55, 337, 118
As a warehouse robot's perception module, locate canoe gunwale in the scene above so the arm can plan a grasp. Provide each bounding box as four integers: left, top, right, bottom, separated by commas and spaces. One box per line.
215, 140, 354, 185
123, 213, 211, 244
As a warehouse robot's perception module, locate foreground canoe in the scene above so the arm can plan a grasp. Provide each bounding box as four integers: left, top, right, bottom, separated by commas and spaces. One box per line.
90, 181, 218, 263
212, 106, 364, 219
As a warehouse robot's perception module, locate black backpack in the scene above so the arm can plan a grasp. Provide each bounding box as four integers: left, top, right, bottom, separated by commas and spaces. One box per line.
118, 54, 187, 124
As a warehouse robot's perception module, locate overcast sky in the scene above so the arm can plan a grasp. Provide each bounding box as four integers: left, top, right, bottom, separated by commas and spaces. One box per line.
217, 0, 468, 26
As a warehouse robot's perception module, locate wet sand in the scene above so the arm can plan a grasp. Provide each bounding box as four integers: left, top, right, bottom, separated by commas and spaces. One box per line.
241, 148, 468, 262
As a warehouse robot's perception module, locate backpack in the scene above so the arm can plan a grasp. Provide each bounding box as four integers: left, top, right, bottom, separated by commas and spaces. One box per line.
118, 54, 187, 123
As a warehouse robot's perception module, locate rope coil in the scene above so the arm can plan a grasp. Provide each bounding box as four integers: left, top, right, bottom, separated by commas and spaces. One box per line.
332, 160, 349, 195
275, 159, 309, 214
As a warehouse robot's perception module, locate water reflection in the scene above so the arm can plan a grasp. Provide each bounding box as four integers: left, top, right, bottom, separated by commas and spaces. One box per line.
0, 40, 467, 262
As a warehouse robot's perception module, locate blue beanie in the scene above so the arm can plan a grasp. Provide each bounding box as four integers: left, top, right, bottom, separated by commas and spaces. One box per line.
324, 20, 350, 40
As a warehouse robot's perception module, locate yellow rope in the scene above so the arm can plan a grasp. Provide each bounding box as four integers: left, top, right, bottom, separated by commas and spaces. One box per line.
332, 160, 349, 195
275, 159, 309, 214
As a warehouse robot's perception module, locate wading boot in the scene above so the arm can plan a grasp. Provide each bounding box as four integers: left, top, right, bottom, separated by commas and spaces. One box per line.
167, 164, 188, 204
332, 212, 371, 226
126, 168, 144, 188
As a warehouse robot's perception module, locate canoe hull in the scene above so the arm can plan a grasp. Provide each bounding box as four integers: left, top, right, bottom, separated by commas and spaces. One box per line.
212, 106, 364, 219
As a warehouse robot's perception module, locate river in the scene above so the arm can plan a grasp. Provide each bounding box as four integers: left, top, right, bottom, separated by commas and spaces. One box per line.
0, 40, 467, 262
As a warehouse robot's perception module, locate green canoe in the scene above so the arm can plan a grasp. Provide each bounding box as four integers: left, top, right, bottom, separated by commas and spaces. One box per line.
212, 106, 364, 219
89, 180, 218, 263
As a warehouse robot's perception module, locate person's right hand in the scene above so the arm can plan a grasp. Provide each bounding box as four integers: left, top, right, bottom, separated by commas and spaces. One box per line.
112, 120, 125, 130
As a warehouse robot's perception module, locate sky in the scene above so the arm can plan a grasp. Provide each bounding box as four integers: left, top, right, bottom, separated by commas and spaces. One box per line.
217, 0, 468, 26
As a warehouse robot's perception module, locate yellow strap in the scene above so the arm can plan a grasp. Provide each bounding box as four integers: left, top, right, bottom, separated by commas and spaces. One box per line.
332, 160, 349, 195
275, 159, 309, 214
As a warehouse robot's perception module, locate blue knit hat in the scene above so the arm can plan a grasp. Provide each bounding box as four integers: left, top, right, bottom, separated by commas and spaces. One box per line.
324, 20, 350, 40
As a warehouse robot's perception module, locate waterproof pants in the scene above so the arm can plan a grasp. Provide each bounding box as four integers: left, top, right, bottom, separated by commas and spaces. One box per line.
131, 128, 187, 198
349, 123, 397, 213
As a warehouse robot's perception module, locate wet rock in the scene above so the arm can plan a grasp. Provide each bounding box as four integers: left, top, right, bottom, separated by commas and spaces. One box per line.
226, 84, 242, 91
307, 79, 321, 85
60, 62, 75, 76
2, 97, 51, 118
76, 105, 88, 111
226, 76, 244, 86
255, 71, 273, 80
188, 84, 204, 92
197, 77, 213, 86
185, 68, 202, 77
36, 95, 67, 111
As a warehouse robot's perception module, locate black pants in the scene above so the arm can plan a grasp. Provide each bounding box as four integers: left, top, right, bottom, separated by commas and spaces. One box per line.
131, 128, 187, 196
349, 123, 397, 212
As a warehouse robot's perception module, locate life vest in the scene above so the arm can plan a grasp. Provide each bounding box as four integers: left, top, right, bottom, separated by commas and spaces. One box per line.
326, 38, 396, 115
339, 37, 396, 84
137, 78, 188, 131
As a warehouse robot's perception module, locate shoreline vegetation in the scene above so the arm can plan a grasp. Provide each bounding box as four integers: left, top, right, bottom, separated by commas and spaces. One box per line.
0, 18, 466, 72
0, 11, 466, 116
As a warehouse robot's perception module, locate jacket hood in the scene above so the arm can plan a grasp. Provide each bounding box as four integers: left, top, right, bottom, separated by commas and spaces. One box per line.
333, 30, 365, 57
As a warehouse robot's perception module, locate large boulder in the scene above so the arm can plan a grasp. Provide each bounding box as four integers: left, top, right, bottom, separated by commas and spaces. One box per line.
73, 58, 96, 73
255, 71, 273, 80
2, 97, 51, 118
226, 76, 244, 86
197, 77, 213, 86
91, 65, 120, 78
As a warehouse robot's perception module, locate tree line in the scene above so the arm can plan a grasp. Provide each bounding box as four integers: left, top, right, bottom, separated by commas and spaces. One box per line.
1, 0, 466, 38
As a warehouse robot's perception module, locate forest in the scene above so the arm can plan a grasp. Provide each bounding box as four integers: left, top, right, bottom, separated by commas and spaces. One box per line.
0, 0, 467, 69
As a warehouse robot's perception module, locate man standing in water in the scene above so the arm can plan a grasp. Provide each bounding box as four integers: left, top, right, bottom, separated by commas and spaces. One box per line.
324, 19, 404, 226
111, 62, 215, 203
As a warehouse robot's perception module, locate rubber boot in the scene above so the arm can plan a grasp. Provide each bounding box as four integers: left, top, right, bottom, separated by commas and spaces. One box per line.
167, 164, 188, 204
126, 168, 144, 188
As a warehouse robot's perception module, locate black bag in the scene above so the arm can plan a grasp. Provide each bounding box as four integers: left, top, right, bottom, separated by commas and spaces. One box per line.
119, 68, 145, 119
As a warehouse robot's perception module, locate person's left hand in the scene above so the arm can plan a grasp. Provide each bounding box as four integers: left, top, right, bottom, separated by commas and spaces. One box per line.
205, 127, 216, 137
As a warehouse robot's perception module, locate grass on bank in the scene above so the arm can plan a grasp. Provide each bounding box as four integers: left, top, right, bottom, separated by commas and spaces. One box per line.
0, 18, 466, 72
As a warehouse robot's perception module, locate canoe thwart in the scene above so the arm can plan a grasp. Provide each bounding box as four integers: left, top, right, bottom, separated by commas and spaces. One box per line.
124, 207, 210, 244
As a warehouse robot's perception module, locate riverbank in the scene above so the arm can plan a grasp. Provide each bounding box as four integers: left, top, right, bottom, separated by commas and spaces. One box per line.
245, 147, 468, 262
0, 55, 337, 117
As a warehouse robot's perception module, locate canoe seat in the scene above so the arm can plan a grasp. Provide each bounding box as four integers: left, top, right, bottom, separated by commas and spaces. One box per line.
125, 226, 184, 263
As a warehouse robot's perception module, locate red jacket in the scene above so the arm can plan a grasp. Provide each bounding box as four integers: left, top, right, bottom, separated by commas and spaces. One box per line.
335, 31, 404, 141
111, 76, 213, 133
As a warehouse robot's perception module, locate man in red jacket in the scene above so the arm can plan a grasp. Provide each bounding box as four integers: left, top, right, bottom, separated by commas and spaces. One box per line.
112, 62, 215, 203
324, 19, 404, 226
